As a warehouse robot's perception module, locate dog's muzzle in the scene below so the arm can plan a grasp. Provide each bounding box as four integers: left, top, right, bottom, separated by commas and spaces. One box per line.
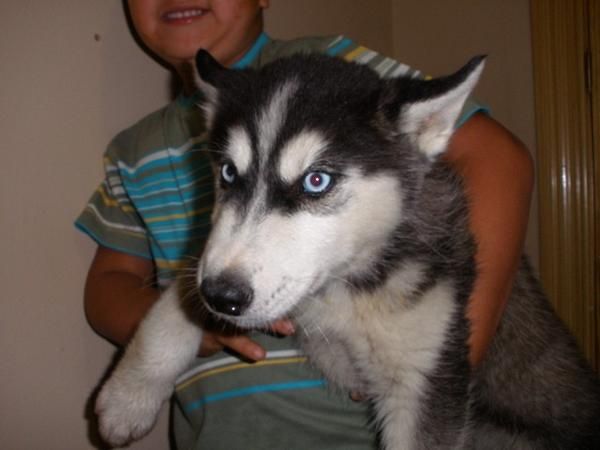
200, 271, 253, 317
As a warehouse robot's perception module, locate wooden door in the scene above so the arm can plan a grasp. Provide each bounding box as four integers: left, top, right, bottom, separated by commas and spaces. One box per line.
531, 0, 599, 371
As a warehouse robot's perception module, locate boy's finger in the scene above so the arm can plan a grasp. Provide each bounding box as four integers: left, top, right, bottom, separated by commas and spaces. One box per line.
270, 319, 295, 335
349, 391, 366, 402
220, 335, 266, 361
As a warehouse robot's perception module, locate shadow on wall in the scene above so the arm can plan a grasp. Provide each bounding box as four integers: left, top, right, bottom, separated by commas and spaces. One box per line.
121, 0, 183, 100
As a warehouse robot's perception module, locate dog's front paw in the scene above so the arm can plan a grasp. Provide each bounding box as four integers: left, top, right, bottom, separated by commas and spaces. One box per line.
95, 372, 172, 447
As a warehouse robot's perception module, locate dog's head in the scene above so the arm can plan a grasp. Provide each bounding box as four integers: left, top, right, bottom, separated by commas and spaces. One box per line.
192, 50, 483, 327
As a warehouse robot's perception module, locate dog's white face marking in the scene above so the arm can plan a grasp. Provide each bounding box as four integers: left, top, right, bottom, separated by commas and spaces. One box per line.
225, 126, 252, 175
257, 80, 298, 163
218, 80, 298, 180
200, 149, 403, 326
278, 130, 329, 183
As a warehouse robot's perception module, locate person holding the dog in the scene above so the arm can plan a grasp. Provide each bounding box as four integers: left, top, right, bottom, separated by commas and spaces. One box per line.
77, 0, 533, 448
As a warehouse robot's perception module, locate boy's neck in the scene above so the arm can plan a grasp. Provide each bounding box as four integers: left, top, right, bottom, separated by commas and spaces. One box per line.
178, 63, 198, 96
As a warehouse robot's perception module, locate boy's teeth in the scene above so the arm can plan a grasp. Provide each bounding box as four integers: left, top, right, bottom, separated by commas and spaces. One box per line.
165, 9, 204, 20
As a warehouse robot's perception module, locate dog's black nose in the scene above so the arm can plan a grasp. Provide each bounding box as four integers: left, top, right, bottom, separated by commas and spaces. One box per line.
200, 273, 253, 316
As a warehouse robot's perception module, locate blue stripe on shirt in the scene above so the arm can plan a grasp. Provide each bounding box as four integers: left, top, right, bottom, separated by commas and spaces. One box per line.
118, 156, 209, 180
130, 189, 212, 212
185, 379, 327, 412
120, 168, 211, 191
232, 33, 270, 69
455, 104, 490, 129
326, 37, 354, 56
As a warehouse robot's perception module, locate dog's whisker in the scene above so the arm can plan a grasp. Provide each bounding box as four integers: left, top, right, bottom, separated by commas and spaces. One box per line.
314, 325, 330, 346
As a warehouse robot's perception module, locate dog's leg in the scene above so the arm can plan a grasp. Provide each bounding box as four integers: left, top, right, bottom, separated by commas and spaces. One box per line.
374, 381, 425, 450
376, 385, 470, 450
375, 380, 478, 450
95, 283, 202, 447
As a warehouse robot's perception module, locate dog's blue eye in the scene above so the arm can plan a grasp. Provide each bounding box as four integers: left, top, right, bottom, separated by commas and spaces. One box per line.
221, 163, 237, 184
302, 171, 332, 194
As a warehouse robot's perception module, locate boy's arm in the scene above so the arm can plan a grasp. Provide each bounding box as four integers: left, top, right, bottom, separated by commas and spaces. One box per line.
84, 246, 158, 346
84, 246, 290, 360
445, 113, 534, 366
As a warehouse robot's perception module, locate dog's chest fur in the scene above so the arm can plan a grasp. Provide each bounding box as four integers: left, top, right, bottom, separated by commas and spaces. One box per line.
295, 265, 459, 396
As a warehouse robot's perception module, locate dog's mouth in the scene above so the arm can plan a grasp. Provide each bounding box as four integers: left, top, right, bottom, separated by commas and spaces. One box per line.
199, 279, 253, 323
195, 238, 342, 329
201, 300, 280, 330
197, 272, 325, 329
197, 275, 281, 328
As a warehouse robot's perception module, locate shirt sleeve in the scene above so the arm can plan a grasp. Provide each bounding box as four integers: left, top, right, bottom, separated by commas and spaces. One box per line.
75, 150, 152, 259
326, 36, 490, 127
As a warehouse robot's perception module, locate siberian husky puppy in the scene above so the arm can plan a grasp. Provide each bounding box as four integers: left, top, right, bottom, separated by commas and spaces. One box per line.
96, 51, 600, 449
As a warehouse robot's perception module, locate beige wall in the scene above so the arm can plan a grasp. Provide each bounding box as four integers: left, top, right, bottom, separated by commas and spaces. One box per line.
390, 0, 538, 263
0, 1, 535, 449
265, 0, 393, 55
1, 2, 172, 449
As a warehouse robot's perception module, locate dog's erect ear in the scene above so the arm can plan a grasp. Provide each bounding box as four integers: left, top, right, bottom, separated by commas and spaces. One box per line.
394, 56, 485, 160
195, 49, 226, 89
194, 49, 228, 126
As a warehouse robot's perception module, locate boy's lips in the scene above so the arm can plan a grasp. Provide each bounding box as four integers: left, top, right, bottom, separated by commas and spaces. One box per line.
161, 7, 207, 24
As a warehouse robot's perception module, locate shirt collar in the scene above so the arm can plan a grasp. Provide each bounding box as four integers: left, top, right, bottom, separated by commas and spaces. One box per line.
231, 32, 270, 69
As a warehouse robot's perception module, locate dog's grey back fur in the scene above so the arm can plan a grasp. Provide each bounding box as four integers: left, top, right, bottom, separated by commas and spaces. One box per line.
472, 259, 600, 448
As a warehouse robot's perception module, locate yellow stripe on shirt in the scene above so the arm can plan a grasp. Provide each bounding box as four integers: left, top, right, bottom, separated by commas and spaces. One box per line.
176, 357, 309, 391
343, 46, 369, 62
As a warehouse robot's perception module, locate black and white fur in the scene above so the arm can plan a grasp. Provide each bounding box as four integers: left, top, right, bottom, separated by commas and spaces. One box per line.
96, 51, 600, 449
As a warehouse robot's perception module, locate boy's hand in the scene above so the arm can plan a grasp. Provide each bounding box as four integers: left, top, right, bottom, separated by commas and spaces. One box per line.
198, 319, 295, 360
